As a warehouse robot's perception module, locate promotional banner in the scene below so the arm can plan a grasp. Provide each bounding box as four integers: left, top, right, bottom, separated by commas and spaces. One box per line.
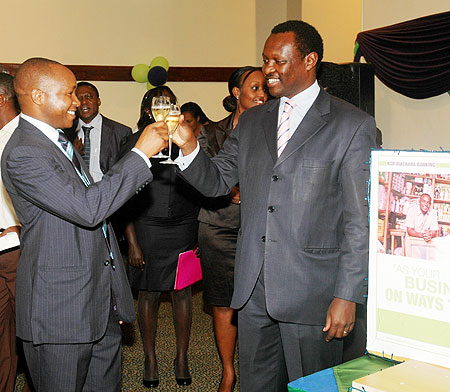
368, 150, 450, 369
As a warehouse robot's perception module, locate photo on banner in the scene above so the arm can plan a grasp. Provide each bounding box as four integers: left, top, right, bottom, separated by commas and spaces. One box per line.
368, 150, 450, 369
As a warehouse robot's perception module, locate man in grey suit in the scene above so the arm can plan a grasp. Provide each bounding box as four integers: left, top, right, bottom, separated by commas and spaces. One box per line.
173, 21, 376, 391
1, 58, 168, 391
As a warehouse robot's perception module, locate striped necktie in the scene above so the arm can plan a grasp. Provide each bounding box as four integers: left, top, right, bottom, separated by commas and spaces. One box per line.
57, 130, 115, 264
82, 125, 93, 167
277, 99, 296, 157
58, 130, 81, 172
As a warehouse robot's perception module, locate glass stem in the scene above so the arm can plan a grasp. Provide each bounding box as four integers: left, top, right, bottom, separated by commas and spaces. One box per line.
168, 135, 173, 159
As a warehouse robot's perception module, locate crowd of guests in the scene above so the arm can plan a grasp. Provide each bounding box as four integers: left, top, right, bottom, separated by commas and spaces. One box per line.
0, 19, 375, 392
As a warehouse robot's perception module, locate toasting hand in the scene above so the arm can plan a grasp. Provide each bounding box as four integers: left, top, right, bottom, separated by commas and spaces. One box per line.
172, 115, 198, 156
134, 121, 170, 158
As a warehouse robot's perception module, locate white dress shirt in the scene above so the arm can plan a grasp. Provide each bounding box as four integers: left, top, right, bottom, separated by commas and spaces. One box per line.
77, 114, 103, 182
0, 115, 20, 229
277, 80, 320, 134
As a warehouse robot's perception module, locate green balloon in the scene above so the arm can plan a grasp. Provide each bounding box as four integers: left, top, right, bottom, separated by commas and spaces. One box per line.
150, 56, 169, 71
131, 64, 150, 83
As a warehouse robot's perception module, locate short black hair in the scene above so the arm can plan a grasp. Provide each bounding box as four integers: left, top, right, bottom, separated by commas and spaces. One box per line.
0, 72, 20, 113
180, 102, 209, 124
77, 81, 100, 98
272, 20, 323, 68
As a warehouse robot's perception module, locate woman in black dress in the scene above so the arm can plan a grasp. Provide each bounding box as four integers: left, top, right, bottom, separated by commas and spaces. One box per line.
120, 86, 199, 388
197, 66, 268, 391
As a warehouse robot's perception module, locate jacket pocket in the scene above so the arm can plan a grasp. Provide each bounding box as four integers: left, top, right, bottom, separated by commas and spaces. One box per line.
304, 247, 340, 254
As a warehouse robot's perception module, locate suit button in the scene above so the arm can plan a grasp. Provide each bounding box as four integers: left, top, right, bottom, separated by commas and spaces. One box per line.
104, 260, 109, 266
268, 206, 275, 213
261, 236, 266, 242
272, 175, 279, 182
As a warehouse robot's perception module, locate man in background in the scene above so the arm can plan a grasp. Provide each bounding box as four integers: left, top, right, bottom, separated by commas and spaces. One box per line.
174, 20, 376, 391
0, 72, 21, 392
71, 82, 131, 182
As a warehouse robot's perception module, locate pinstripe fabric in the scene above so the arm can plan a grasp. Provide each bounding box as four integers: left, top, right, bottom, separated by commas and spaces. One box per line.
1, 117, 153, 389
1, 118, 152, 345
23, 307, 122, 392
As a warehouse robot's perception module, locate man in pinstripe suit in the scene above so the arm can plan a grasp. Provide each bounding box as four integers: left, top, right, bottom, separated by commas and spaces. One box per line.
1, 58, 168, 391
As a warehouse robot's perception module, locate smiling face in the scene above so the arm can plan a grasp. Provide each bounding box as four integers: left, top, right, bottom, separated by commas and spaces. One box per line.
38, 64, 80, 129
419, 194, 432, 215
262, 32, 317, 98
235, 70, 268, 112
76, 84, 100, 123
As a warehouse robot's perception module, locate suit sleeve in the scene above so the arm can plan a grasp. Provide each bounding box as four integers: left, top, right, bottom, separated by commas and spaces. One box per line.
178, 125, 240, 197
5, 144, 152, 228
334, 115, 376, 303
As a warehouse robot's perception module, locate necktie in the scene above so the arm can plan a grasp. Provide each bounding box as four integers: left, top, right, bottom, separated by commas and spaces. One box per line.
82, 126, 93, 167
57, 130, 115, 264
277, 99, 296, 157
58, 130, 81, 172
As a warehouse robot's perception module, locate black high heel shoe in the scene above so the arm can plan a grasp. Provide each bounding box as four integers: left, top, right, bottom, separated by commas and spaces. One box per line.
143, 378, 159, 388
143, 357, 159, 388
174, 358, 192, 386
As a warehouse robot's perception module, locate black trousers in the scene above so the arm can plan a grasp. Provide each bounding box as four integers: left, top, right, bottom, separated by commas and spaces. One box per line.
238, 270, 343, 392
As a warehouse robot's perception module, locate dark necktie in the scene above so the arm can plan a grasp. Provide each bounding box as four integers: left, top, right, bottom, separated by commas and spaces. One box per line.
58, 130, 81, 172
82, 125, 93, 167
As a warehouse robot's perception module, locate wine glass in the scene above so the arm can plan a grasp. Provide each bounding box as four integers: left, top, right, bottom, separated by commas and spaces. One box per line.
151, 96, 171, 158
160, 103, 180, 165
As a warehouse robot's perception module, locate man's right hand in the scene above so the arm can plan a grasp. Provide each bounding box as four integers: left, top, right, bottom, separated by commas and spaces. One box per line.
73, 136, 84, 155
172, 115, 198, 156
134, 121, 169, 158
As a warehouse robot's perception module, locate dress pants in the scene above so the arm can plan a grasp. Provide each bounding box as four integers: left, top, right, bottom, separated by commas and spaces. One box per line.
0, 248, 20, 392
23, 303, 122, 392
238, 269, 343, 392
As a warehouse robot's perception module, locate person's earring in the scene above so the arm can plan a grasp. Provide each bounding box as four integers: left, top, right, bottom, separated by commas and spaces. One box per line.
236, 96, 240, 100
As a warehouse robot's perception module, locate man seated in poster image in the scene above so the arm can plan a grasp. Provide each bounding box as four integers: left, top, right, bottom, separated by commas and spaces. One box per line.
405, 193, 439, 243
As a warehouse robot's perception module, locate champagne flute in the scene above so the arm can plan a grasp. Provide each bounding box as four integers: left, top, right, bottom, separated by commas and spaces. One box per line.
160, 103, 180, 165
151, 96, 171, 158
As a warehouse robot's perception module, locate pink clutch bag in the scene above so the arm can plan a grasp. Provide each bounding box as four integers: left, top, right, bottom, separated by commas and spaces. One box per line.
174, 247, 202, 291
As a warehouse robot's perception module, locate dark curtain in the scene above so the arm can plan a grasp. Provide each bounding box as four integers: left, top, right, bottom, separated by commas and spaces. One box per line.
354, 11, 450, 99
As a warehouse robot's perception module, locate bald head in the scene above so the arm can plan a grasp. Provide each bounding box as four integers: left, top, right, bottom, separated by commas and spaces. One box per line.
14, 58, 60, 98
14, 58, 79, 129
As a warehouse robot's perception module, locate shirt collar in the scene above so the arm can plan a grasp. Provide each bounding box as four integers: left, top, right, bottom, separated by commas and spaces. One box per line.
280, 80, 320, 113
78, 113, 101, 130
21, 113, 60, 144
1, 115, 20, 134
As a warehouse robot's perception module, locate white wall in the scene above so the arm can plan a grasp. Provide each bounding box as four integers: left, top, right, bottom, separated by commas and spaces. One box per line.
363, 0, 450, 149
3, 0, 259, 125
4, 0, 366, 127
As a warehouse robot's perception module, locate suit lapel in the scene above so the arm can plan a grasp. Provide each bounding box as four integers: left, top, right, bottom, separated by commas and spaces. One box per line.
20, 118, 94, 185
275, 89, 330, 167
99, 115, 110, 173
262, 100, 280, 164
